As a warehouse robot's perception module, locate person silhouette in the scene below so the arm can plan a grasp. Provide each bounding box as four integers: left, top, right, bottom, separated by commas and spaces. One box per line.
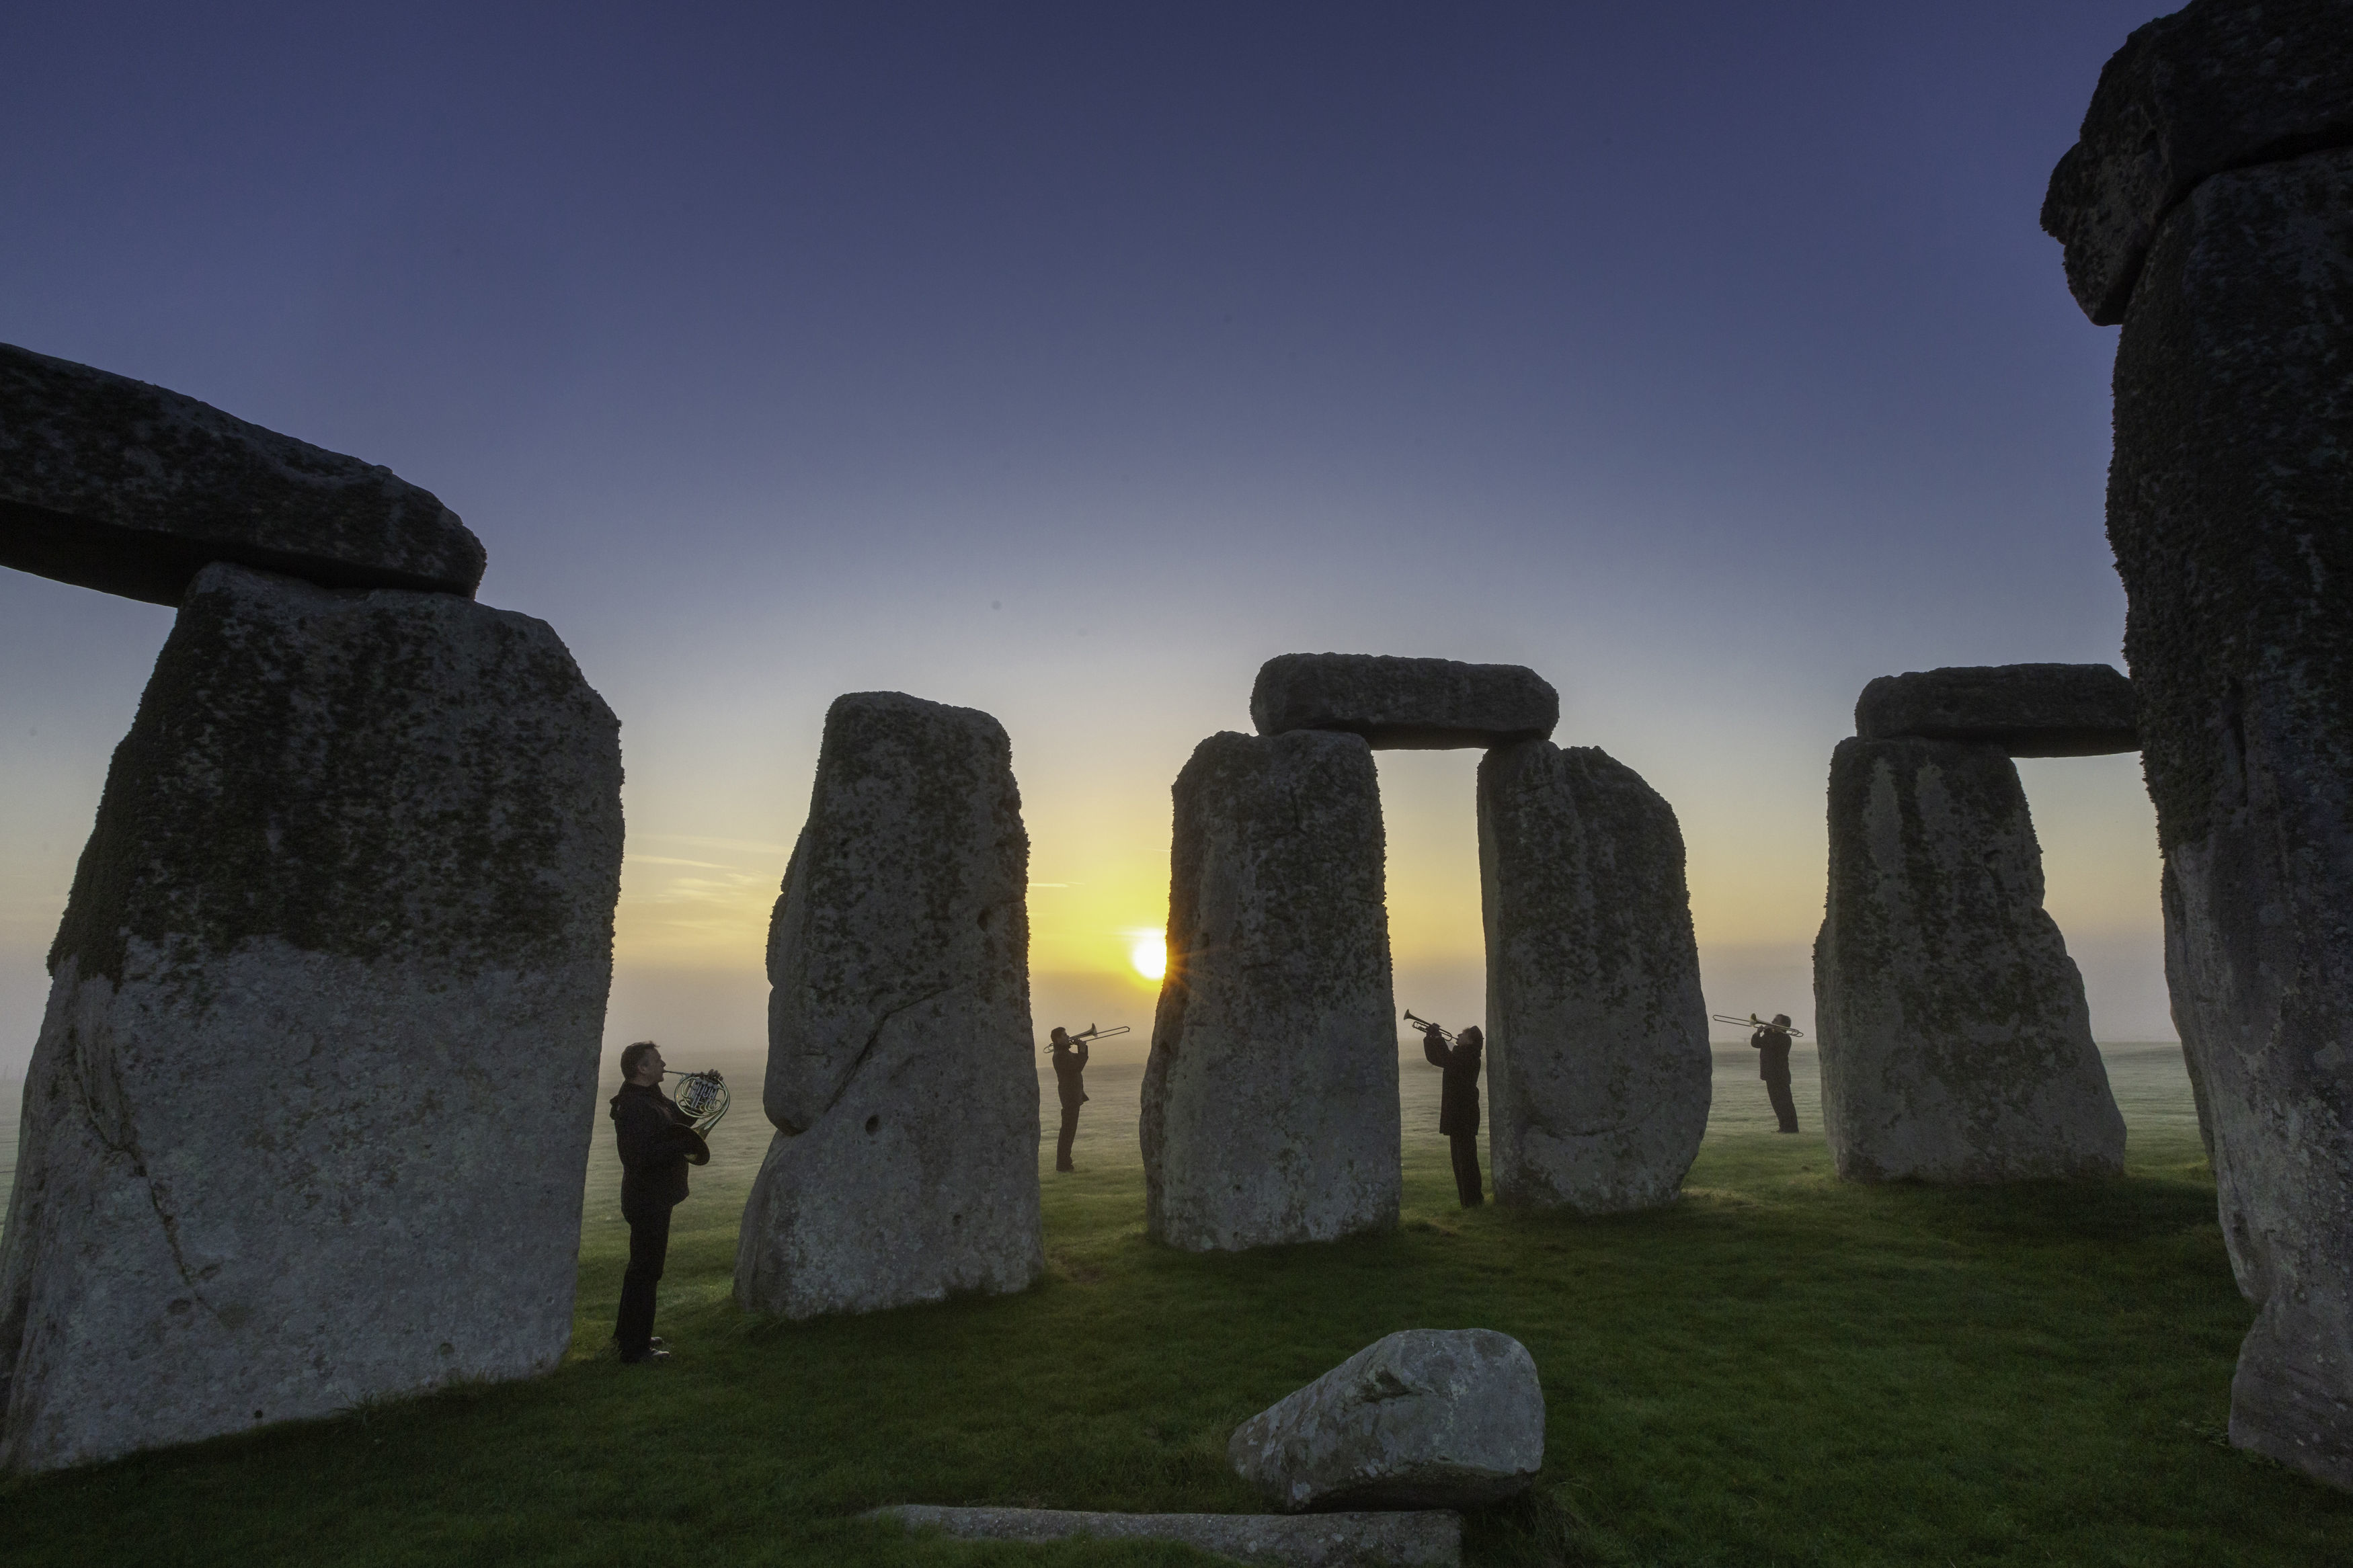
609, 1040, 709, 1364
1751, 1014, 1799, 1133
1048, 1025, 1089, 1173
1423, 1022, 1485, 1207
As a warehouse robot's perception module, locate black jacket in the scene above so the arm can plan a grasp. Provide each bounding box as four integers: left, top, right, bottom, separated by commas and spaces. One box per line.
1751, 1027, 1793, 1082
1051, 1040, 1090, 1108
610, 1081, 710, 1215
1425, 1035, 1482, 1139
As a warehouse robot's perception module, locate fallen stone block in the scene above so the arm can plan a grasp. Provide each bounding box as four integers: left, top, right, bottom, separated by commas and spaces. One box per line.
1143, 730, 1399, 1252
2042, 0, 2353, 325
1853, 663, 2137, 757
1478, 741, 1710, 1211
0, 563, 623, 1475
871, 1504, 1462, 1567
0, 341, 484, 604
1814, 737, 2125, 1184
735, 691, 1043, 1319
1229, 1329, 1544, 1512
1250, 653, 1557, 750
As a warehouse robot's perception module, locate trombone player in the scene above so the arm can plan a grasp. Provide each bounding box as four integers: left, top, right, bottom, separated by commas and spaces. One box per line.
1751, 1014, 1800, 1134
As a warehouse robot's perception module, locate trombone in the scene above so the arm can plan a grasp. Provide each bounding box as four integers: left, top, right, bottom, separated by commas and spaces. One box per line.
1712, 1013, 1806, 1038
1070, 1023, 1130, 1042
1402, 1009, 1453, 1044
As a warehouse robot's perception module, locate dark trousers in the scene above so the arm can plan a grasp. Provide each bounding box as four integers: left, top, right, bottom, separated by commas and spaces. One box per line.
1055, 1102, 1080, 1171
616, 1204, 672, 1358
1449, 1132, 1484, 1207
1765, 1073, 1799, 1134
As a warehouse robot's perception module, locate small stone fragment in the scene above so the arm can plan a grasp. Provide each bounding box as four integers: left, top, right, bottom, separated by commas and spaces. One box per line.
2041, 0, 2353, 325
1228, 1329, 1545, 1513
1142, 731, 1400, 1252
1814, 737, 2126, 1183
1478, 741, 1710, 1212
0, 563, 623, 1475
871, 1505, 1462, 1567
0, 342, 485, 604
734, 692, 1043, 1319
1853, 663, 2136, 757
1250, 653, 1558, 750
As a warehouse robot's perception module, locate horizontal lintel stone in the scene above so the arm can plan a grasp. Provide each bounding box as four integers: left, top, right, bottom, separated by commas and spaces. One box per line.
1, 342, 484, 604
1854, 663, 2136, 757
1250, 653, 1557, 749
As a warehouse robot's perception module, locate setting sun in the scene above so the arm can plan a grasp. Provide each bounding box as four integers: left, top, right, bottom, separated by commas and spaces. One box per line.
1129, 934, 1166, 982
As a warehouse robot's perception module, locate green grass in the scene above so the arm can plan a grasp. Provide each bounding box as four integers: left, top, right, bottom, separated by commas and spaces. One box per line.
4, 1126, 2346, 1567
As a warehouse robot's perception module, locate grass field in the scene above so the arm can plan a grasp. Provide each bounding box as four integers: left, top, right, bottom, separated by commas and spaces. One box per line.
3, 1054, 2350, 1565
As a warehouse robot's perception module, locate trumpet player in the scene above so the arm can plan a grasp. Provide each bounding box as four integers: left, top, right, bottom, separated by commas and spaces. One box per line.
610, 1040, 710, 1364
1047, 1025, 1089, 1173
1421, 1020, 1486, 1208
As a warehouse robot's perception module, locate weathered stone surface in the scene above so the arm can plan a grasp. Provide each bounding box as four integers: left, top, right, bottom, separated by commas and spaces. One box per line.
1854, 663, 2137, 757
1476, 742, 1710, 1212
0, 563, 622, 1474
2108, 147, 2353, 1487
0, 344, 484, 605
871, 1505, 1462, 1567
1813, 737, 2126, 1184
735, 692, 1042, 1319
1250, 654, 1558, 750
2041, 0, 2353, 325
1229, 1329, 1544, 1513
1143, 731, 1399, 1251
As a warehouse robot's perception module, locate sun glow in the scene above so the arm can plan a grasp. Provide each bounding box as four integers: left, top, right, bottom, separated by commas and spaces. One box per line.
1129, 934, 1167, 981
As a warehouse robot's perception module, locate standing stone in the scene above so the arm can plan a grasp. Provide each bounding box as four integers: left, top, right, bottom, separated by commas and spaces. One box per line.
1250, 653, 1558, 750
1854, 663, 2137, 757
0, 563, 623, 1475
735, 692, 1042, 1319
2048, 0, 2353, 1486
2102, 146, 2353, 1486
0, 343, 485, 604
1142, 731, 1398, 1251
1813, 737, 2125, 1184
1228, 1329, 1544, 1513
2040, 0, 2353, 326
1476, 742, 1710, 1212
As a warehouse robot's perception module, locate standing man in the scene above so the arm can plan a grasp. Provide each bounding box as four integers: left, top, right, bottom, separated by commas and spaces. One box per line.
1048, 1026, 1089, 1173
610, 1040, 709, 1364
1751, 1014, 1799, 1134
1423, 1022, 1486, 1208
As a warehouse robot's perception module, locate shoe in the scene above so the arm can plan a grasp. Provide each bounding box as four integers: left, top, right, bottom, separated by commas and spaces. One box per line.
619, 1348, 672, 1364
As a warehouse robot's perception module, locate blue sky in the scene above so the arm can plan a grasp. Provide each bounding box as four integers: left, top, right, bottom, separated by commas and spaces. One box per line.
0, 1, 2175, 1075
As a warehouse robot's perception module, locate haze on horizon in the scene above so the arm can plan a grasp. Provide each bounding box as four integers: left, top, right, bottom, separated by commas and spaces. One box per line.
0, 1, 2178, 1080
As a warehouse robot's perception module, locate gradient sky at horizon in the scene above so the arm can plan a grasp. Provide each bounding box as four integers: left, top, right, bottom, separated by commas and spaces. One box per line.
0, 1, 2178, 1078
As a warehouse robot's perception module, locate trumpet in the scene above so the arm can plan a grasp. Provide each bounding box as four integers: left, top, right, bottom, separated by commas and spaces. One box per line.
1713, 1013, 1806, 1038
663, 1067, 732, 1132
1403, 1009, 1453, 1044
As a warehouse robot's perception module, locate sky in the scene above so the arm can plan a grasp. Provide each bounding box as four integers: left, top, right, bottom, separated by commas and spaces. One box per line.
0, 1, 2177, 1081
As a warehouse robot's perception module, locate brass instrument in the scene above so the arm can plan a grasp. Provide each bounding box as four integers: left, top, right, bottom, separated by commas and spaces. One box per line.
1045, 1022, 1131, 1053
1713, 1013, 1806, 1038
1403, 1009, 1453, 1044
664, 1068, 731, 1132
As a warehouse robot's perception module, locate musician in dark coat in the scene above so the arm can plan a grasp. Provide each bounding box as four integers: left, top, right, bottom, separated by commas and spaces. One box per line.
1751, 1014, 1799, 1133
1048, 1026, 1089, 1173
1423, 1022, 1485, 1208
610, 1040, 709, 1364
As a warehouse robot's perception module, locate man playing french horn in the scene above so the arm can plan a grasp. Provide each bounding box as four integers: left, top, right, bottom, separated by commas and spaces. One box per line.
609, 1040, 709, 1364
